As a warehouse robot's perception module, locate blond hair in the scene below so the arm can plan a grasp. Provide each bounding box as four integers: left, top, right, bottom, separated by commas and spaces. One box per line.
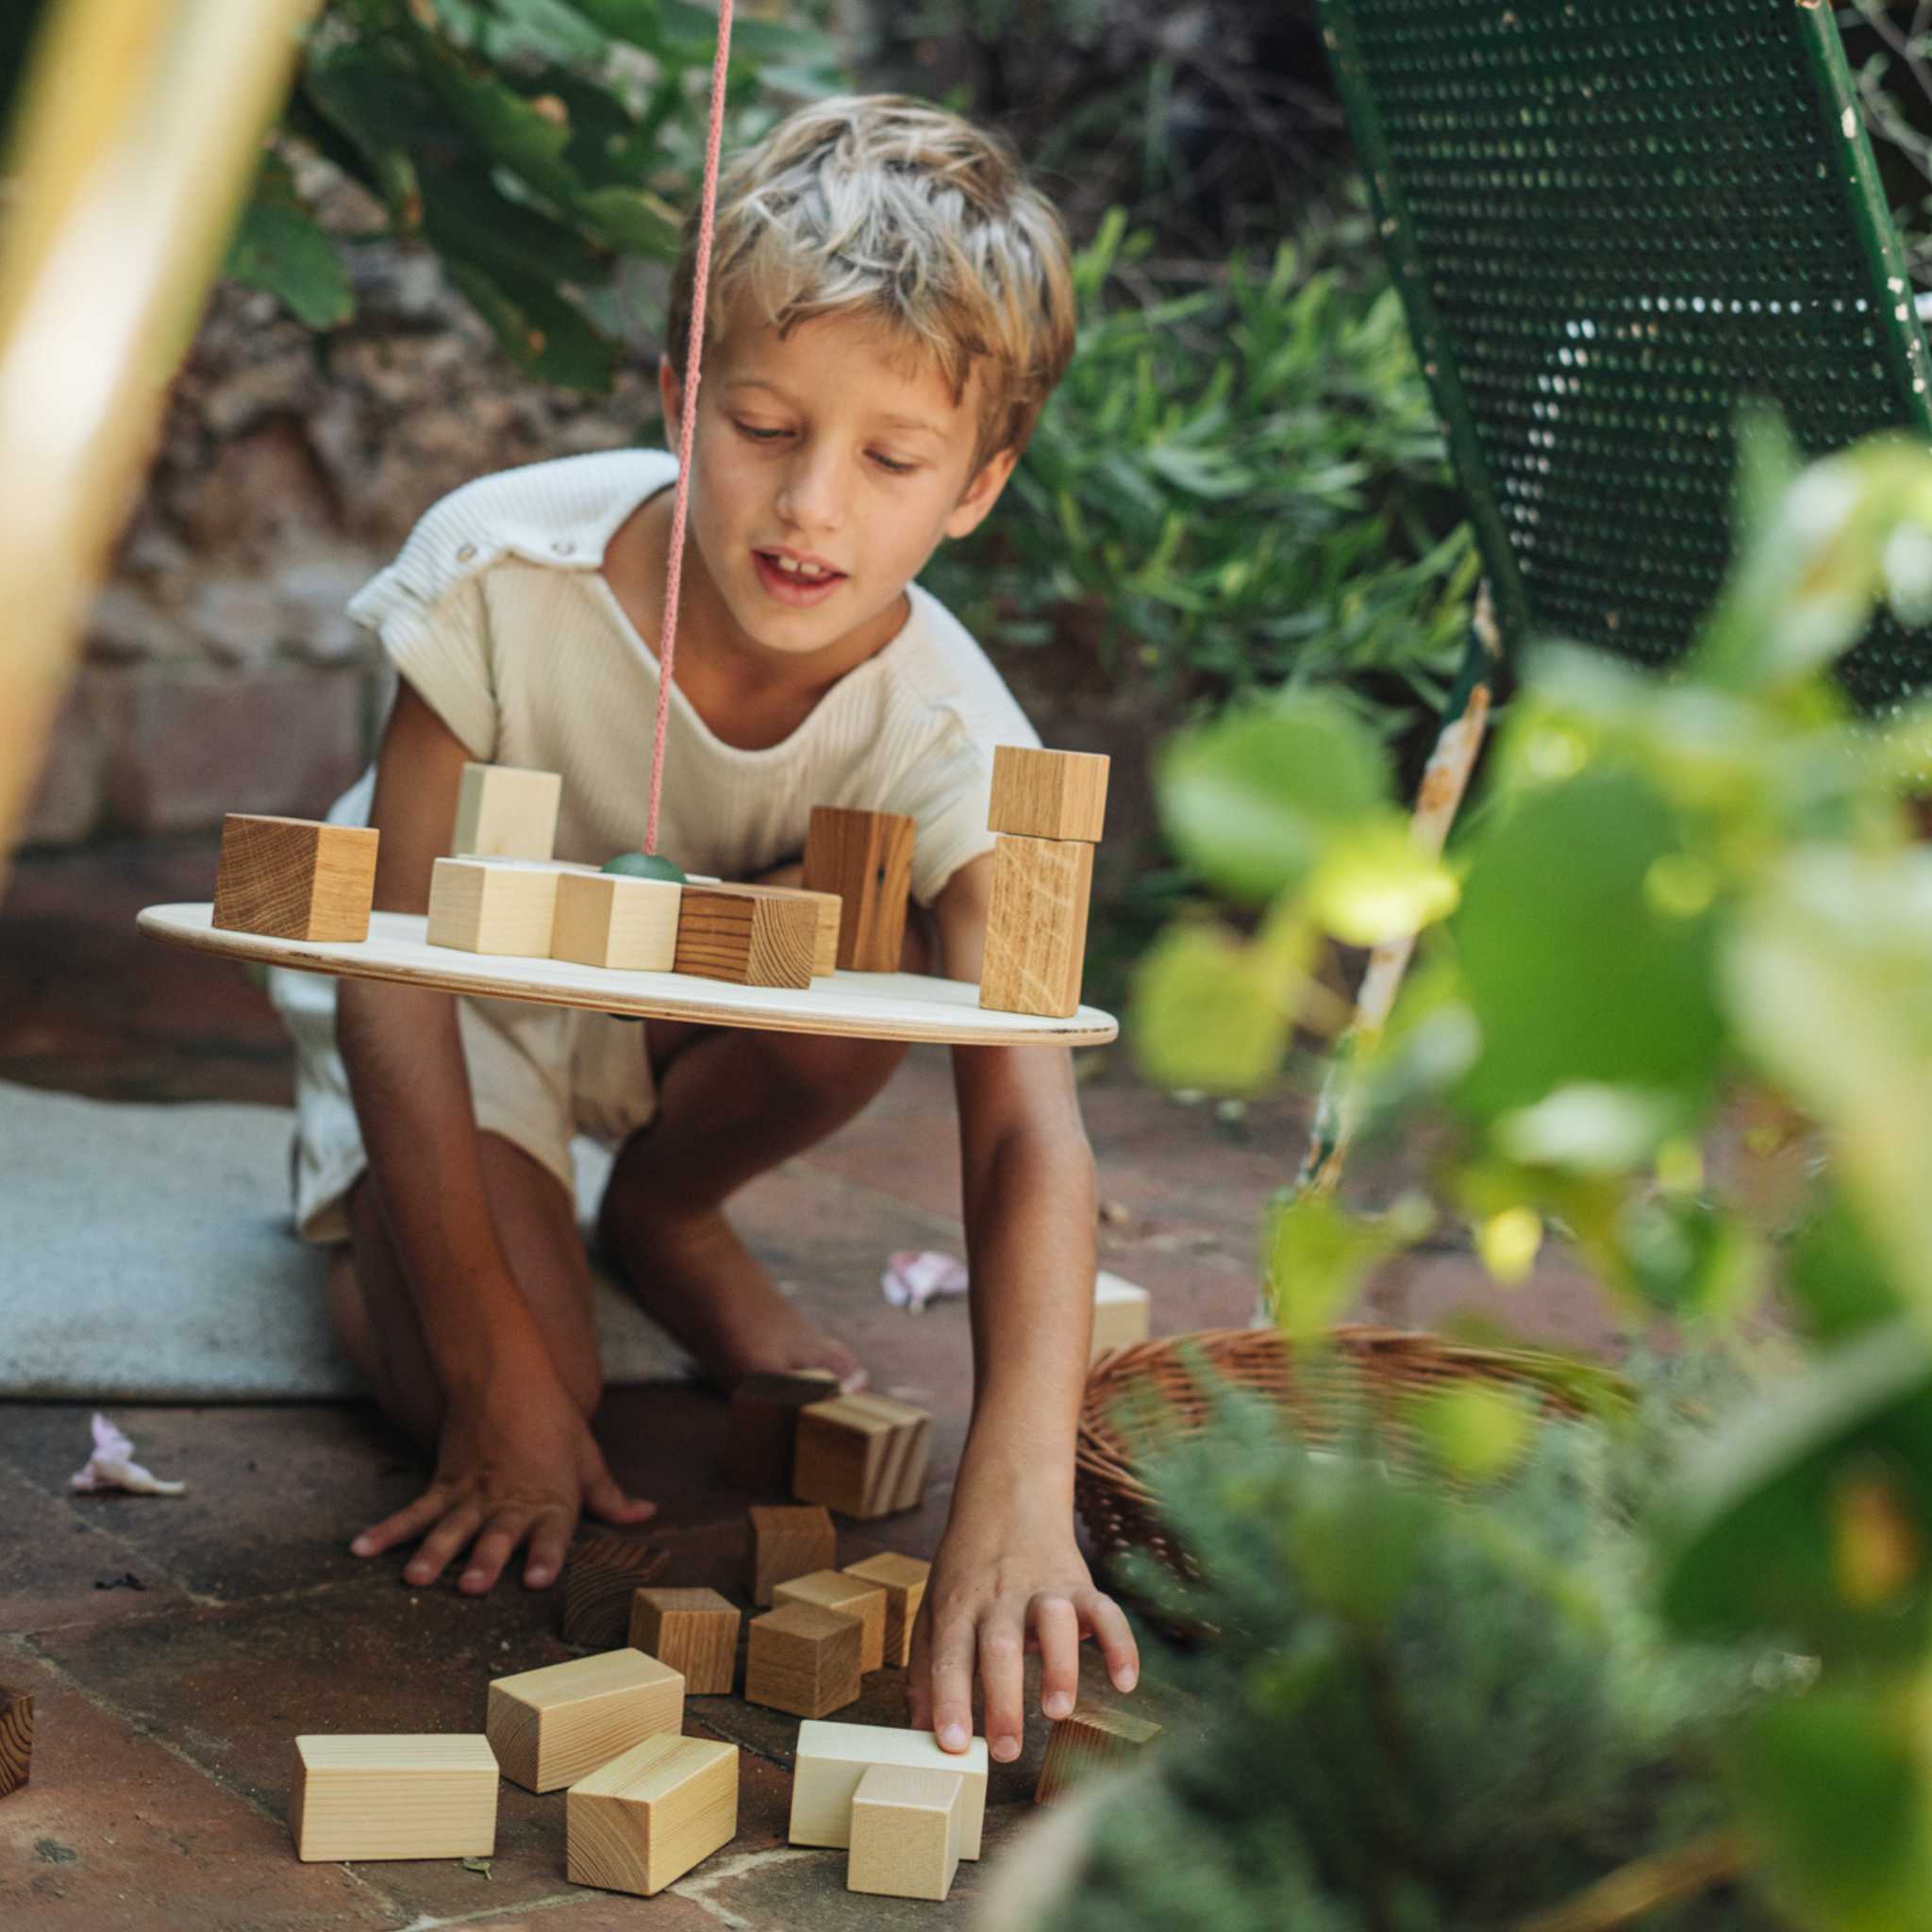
663, 93, 1077, 478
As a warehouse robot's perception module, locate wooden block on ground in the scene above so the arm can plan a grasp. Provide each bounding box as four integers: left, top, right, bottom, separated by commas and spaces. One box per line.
1091, 1270, 1151, 1360
427, 857, 577, 956
453, 761, 562, 860
842, 1554, 931, 1668
567, 1733, 739, 1896
743, 1604, 862, 1717
748, 1504, 837, 1606
792, 1393, 931, 1520
674, 884, 817, 988
290, 1735, 497, 1861
212, 815, 379, 942
628, 1588, 741, 1696
551, 870, 682, 970
977, 833, 1093, 1020
563, 1537, 671, 1648
790, 1720, 989, 1858
774, 1570, 888, 1673
487, 1649, 684, 1793
847, 1763, 967, 1901
988, 746, 1109, 843
0, 1685, 31, 1801
803, 807, 916, 971
724, 1370, 840, 1491
1034, 1702, 1164, 1803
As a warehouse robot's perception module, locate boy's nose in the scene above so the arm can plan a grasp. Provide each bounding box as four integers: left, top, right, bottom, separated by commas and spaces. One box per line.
774, 454, 846, 534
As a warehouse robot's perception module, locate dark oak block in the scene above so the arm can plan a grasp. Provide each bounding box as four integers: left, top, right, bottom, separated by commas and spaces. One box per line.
562, 1537, 671, 1647
0, 1685, 32, 1800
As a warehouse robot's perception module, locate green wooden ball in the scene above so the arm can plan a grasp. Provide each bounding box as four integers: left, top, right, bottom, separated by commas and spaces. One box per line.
601, 850, 687, 883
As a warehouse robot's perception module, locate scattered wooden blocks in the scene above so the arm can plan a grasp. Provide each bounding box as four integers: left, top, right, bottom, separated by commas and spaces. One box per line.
988, 745, 1110, 843
842, 1553, 931, 1668
743, 1604, 863, 1718
789, 1720, 989, 1858
426, 856, 577, 956
567, 1733, 739, 1897
452, 761, 562, 860
774, 1570, 888, 1674
1034, 1702, 1164, 1803
977, 833, 1094, 1020
847, 1763, 968, 1901
803, 807, 916, 971
724, 1370, 840, 1491
551, 870, 682, 970
486, 1649, 684, 1793
212, 814, 379, 942
290, 1735, 497, 1861
748, 1504, 837, 1607
562, 1536, 670, 1648
792, 1393, 931, 1520
1091, 1270, 1152, 1360
628, 1588, 741, 1696
0, 1685, 30, 1801
674, 883, 818, 988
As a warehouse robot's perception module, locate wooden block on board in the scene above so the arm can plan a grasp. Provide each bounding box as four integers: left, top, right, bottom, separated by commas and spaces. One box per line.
730, 882, 842, 976
1034, 1702, 1164, 1803
842, 1553, 931, 1668
567, 1733, 739, 1897
562, 1537, 671, 1648
628, 1588, 741, 1696
743, 1604, 863, 1718
790, 1720, 989, 1858
551, 870, 682, 970
988, 746, 1109, 843
212, 815, 378, 942
977, 834, 1093, 1020
774, 1570, 888, 1674
486, 1649, 684, 1793
847, 1763, 967, 1901
803, 807, 916, 971
674, 884, 817, 989
0, 1685, 31, 1801
452, 761, 562, 860
724, 1370, 840, 1491
792, 1393, 931, 1520
1091, 1270, 1152, 1360
748, 1504, 837, 1606
426, 856, 579, 957
290, 1735, 497, 1861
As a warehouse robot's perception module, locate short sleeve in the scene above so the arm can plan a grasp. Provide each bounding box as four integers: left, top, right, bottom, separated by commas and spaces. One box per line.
346, 566, 496, 760
882, 702, 1043, 907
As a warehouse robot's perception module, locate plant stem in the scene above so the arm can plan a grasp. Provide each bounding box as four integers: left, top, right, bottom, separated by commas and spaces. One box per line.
1516, 1830, 1748, 1932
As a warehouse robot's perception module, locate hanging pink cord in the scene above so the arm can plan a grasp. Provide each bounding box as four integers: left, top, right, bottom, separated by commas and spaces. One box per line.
645, 0, 734, 857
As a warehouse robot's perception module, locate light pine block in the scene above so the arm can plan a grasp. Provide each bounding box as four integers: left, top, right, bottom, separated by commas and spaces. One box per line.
0, 1684, 30, 1801
550, 870, 682, 970
567, 1733, 739, 1897
426, 857, 580, 957
290, 1735, 497, 1862
629, 1589, 741, 1696
452, 761, 562, 860
802, 807, 916, 971
1091, 1270, 1152, 1360
988, 745, 1109, 843
842, 1553, 931, 1668
792, 1393, 931, 1520
1034, 1702, 1164, 1803
748, 1504, 837, 1606
212, 814, 378, 942
847, 1763, 967, 1901
562, 1537, 670, 1648
486, 1649, 685, 1793
674, 883, 818, 989
724, 1370, 840, 1492
977, 833, 1093, 1020
790, 1721, 990, 1858
773, 1570, 888, 1674
743, 1604, 862, 1718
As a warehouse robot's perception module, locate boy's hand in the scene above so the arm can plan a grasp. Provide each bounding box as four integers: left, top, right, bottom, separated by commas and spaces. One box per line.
351, 1368, 655, 1593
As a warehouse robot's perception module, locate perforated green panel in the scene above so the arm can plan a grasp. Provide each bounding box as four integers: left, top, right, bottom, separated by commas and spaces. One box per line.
1319, 0, 1932, 712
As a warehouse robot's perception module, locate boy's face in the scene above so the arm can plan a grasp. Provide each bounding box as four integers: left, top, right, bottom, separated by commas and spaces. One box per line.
657, 293, 1017, 670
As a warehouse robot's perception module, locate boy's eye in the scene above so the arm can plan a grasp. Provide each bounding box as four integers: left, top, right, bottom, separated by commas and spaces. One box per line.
730, 420, 918, 476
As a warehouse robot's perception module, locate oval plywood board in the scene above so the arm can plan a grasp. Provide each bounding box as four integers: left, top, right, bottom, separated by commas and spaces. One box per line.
137, 905, 1119, 1048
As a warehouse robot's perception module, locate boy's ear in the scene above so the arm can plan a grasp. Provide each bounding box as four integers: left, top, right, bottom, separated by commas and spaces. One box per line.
943, 446, 1019, 541
658, 356, 684, 429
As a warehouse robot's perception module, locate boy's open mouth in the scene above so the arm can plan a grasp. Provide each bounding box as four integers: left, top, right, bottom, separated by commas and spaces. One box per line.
753, 549, 847, 603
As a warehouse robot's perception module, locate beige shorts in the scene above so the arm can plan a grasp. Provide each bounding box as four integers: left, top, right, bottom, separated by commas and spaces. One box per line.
269, 963, 658, 1245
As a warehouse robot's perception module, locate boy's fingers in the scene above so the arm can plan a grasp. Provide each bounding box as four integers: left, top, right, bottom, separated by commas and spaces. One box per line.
1075, 1589, 1139, 1693
525, 1510, 574, 1590
906, 1606, 936, 1731
459, 1512, 537, 1594
929, 1614, 978, 1754
582, 1471, 656, 1526
1031, 1593, 1081, 1722
978, 1610, 1026, 1764
403, 1503, 485, 1587
352, 1488, 456, 1559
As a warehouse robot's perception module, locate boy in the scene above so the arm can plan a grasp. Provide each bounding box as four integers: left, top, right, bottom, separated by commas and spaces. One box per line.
272, 93, 1136, 1764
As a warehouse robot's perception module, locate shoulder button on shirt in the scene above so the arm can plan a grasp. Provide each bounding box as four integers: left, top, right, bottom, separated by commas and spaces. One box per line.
456, 543, 477, 561
554, 540, 575, 555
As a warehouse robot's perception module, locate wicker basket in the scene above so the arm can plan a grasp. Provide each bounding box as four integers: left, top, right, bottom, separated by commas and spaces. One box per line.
1075, 1324, 1619, 1584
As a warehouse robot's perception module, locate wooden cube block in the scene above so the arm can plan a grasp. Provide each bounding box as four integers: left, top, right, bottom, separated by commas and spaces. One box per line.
674, 884, 818, 988
290, 1735, 497, 1861
988, 746, 1109, 843
773, 1570, 888, 1674
977, 833, 1093, 1020
562, 1537, 671, 1648
212, 815, 378, 942
426, 857, 576, 956
802, 807, 916, 972
0, 1685, 31, 1801
567, 1733, 739, 1897
1034, 1702, 1164, 1803
486, 1649, 684, 1793
789, 1720, 989, 1859
628, 1588, 741, 1696
792, 1393, 931, 1520
748, 1504, 837, 1606
743, 1604, 862, 1718
842, 1553, 931, 1668
723, 1370, 840, 1491
847, 1763, 967, 1901
551, 870, 682, 970
452, 761, 562, 860
1092, 1270, 1152, 1360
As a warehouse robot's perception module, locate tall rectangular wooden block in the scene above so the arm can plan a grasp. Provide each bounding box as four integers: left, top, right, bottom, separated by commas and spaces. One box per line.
977, 834, 1093, 1020
486, 1648, 684, 1793
773, 1570, 888, 1674
1092, 1270, 1152, 1360
842, 1553, 931, 1668
674, 884, 818, 988
792, 1393, 931, 1520
988, 746, 1109, 843
744, 1604, 862, 1718
789, 1721, 989, 1859
562, 1537, 670, 1648
802, 807, 916, 971
426, 857, 578, 957
629, 1588, 741, 1696
0, 1685, 31, 1801
551, 870, 682, 970
847, 1763, 967, 1901
747, 1504, 837, 1606
1034, 1703, 1164, 1803
290, 1735, 498, 1861
724, 1370, 840, 1492
212, 815, 378, 942
567, 1733, 739, 1897
452, 761, 562, 860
